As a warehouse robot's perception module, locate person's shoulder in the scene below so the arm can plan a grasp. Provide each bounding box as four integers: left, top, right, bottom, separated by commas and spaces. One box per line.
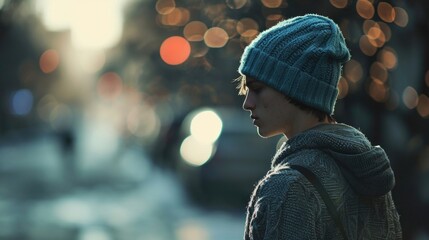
256, 166, 306, 201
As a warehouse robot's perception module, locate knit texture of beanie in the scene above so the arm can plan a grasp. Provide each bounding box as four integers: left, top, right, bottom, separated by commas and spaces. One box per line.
238, 14, 351, 115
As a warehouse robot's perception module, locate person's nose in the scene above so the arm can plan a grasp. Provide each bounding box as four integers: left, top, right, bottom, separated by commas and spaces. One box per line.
243, 91, 255, 111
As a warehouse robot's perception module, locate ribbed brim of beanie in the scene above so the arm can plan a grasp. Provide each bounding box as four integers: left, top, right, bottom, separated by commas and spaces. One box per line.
238, 14, 351, 115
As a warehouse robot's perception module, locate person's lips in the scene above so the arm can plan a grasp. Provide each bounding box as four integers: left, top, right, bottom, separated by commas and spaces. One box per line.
251, 115, 259, 125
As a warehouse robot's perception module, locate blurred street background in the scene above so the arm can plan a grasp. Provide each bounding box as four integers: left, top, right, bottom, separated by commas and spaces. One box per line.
0, 0, 429, 239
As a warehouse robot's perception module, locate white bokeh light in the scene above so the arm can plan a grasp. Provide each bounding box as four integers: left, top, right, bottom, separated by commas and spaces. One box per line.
180, 136, 214, 167
190, 109, 223, 144
37, 0, 124, 50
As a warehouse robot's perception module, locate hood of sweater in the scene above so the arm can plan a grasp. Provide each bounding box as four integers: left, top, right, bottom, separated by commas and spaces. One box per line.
272, 123, 395, 197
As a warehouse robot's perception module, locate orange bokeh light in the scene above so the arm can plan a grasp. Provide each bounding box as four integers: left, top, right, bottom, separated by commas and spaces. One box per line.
356, 0, 375, 19
359, 35, 377, 56
337, 77, 349, 99
156, 0, 176, 15
204, 27, 229, 48
344, 59, 363, 83
369, 80, 389, 102
159, 7, 190, 26
237, 18, 259, 37
40, 49, 60, 74
394, 7, 409, 27
417, 94, 429, 118
378, 47, 397, 69
217, 19, 238, 38
370, 61, 388, 83
184, 21, 208, 41
261, 0, 283, 8
330, 0, 348, 9
377, 2, 395, 23
160, 36, 191, 65
266, 14, 283, 28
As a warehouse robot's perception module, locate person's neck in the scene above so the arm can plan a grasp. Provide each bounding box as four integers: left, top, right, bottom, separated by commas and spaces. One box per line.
285, 114, 331, 139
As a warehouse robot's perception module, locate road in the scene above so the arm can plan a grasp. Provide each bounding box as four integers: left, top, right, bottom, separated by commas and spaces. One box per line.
0, 130, 245, 240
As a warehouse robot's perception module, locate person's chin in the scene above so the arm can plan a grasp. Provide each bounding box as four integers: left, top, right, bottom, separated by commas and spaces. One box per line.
257, 127, 276, 138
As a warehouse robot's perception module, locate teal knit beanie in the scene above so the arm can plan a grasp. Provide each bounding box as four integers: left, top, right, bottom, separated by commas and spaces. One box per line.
238, 14, 351, 115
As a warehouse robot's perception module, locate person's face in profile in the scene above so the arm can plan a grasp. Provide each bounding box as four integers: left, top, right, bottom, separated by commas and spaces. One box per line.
242, 77, 301, 138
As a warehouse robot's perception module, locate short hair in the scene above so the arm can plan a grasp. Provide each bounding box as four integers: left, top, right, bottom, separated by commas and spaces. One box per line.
235, 75, 336, 123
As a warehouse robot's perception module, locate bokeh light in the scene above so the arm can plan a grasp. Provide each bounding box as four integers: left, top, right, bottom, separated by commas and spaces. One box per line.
344, 59, 363, 83
337, 77, 349, 99
97, 72, 123, 100
369, 80, 389, 102
377, 21, 392, 42
377, 2, 395, 23
330, 0, 348, 9
378, 47, 397, 69
370, 61, 388, 83
359, 35, 377, 56
183, 21, 208, 41
204, 27, 229, 48
10, 89, 34, 116
356, 0, 375, 20
160, 36, 191, 65
180, 136, 214, 167
226, 0, 247, 9
216, 19, 238, 38
366, 24, 386, 48
40, 49, 60, 74
190, 42, 209, 58
190, 110, 223, 144
159, 7, 190, 26
261, 0, 283, 8
266, 14, 283, 28
417, 94, 429, 118
70, 0, 123, 50
236, 18, 259, 38
394, 7, 409, 27
40, 0, 72, 31
204, 4, 227, 20
363, 20, 376, 34
402, 86, 419, 109
156, 0, 176, 15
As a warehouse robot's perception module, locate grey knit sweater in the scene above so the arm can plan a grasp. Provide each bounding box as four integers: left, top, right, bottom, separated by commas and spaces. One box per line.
244, 123, 402, 239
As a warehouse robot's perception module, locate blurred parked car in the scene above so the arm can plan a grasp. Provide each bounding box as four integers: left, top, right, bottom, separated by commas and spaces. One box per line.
170, 107, 283, 208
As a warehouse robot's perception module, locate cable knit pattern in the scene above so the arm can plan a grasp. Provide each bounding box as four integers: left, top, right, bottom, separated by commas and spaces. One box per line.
244, 124, 402, 239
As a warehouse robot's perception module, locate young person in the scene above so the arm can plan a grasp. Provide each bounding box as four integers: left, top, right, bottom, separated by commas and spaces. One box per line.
237, 14, 402, 239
